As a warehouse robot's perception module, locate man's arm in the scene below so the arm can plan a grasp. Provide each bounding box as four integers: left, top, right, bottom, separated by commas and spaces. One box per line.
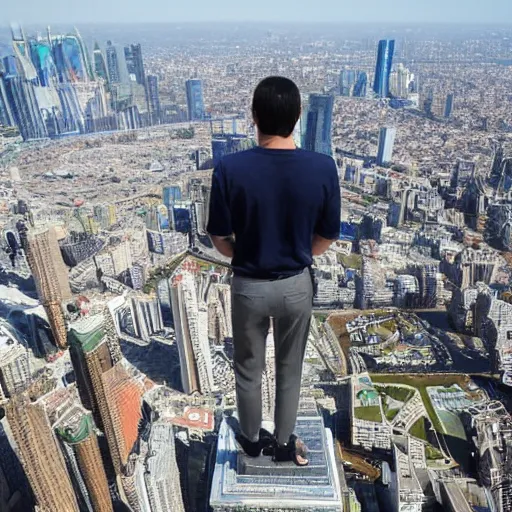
312, 233, 336, 256
210, 235, 235, 258
206, 162, 234, 258
313, 162, 341, 257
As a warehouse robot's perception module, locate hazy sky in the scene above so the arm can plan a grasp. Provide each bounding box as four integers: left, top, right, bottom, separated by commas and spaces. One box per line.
1, 0, 511, 24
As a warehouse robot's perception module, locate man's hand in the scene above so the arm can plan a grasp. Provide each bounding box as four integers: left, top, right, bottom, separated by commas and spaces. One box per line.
210, 235, 235, 258
312, 234, 335, 256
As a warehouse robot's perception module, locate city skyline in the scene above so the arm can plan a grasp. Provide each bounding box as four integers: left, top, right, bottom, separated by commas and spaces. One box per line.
0, 0, 511, 25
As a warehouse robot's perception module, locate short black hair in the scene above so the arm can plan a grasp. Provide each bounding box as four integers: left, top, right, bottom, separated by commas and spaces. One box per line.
252, 76, 301, 137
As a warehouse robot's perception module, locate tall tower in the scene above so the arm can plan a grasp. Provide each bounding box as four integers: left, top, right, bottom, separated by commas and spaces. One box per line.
25, 226, 71, 349
124, 44, 145, 85
304, 94, 334, 156
106, 41, 121, 85
373, 39, 395, 98
5, 390, 80, 512
93, 42, 109, 82
147, 75, 161, 124
376, 127, 397, 166
68, 314, 142, 475
55, 407, 114, 512
186, 79, 205, 121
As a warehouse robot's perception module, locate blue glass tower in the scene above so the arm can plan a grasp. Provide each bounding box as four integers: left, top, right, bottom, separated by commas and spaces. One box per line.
353, 71, 368, 98
373, 40, 395, 98
163, 186, 182, 210
304, 94, 334, 156
376, 127, 396, 166
106, 41, 121, 84
186, 79, 205, 121
147, 75, 161, 123
124, 44, 145, 85
93, 42, 108, 81
0, 76, 15, 127
339, 69, 356, 96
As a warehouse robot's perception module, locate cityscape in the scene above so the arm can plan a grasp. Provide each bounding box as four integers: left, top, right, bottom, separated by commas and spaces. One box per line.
1, 14, 512, 512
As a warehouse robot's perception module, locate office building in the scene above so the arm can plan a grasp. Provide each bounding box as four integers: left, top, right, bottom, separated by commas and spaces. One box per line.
106, 41, 121, 84
376, 127, 396, 166
25, 226, 72, 349
186, 79, 205, 121
163, 185, 182, 210
389, 63, 413, 98
373, 39, 395, 98
3, 76, 48, 140
339, 68, 356, 96
6, 389, 80, 511
304, 93, 334, 156
171, 271, 214, 394
144, 422, 186, 512
0, 76, 15, 127
353, 71, 368, 98
211, 134, 254, 166
210, 399, 342, 511
93, 42, 108, 81
52, 395, 113, 512
50, 29, 93, 83
147, 75, 161, 123
124, 44, 145, 85
0, 320, 33, 399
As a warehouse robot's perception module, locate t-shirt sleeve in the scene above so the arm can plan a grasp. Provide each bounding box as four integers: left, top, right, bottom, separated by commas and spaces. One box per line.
315, 160, 341, 240
207, 162, 233, 237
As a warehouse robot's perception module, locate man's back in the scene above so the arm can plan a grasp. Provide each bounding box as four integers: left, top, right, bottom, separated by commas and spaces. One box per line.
207, 146, 340, 278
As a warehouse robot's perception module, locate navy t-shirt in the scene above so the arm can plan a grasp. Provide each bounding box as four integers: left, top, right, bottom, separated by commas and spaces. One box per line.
207, 146, 341, 279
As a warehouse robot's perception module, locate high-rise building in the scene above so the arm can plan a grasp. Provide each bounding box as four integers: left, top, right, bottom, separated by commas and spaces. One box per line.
353, 71, 368, 98
3, 76, 48, 140
186, 79, 205, 121
163, 185, 182, 210
55, 407, 114, 512
25, 226, 72, 349
124, 44, 145, 85
304, 94, 334, 156
211, 134, 255, 166
147, 75, 161, 123
106, 41, 121, 85
339, 68, 356, 96
376, 127, 396, 166
144, 422, 186, 512
5, 390, 80, 511
373, 39, 395, 98
0, 76, 15, 127
93, 42, 108, 82
0, 320, 33, 398
68, 314, 138, 476
389, 63, 412, 98
444, 92, 454, 118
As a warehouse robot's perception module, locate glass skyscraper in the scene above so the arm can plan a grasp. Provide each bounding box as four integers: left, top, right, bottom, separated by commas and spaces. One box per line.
304, 94, 334, 156
373, 39, 395, 98
376, 127, 397, 166
339, 69, 356, 96
353, 71, 368, 98
185, 79, 205, 121
93, 43, 108, 82
124, 44, 145, 85
147, 75, 161, 123
106, 41, 121, 84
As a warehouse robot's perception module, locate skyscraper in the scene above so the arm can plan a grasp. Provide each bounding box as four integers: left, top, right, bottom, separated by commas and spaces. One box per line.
25, 226, 72, 349
376, 127, 397, 166
389, 63, 412, 99
304, 94, 334, 156
373, 39, 395, 98
0, 75, 14, 127
124, 44, 145, 85
3, 76, 48, 140
55, 407, 114, 512
339, 69, 356, 96
49, 29, 93, 83
147, 75, 161, 123
106, 41, 121, 84
6, 390, 80, 511
353, 71, 368, 98
93, 42, 108, 82
186, 79, 205, 121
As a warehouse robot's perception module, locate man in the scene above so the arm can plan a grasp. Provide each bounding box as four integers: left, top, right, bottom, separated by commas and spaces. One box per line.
207, 76, 341, 466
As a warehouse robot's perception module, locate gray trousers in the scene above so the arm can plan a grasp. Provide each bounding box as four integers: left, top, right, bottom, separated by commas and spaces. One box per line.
231, 268, 313, 445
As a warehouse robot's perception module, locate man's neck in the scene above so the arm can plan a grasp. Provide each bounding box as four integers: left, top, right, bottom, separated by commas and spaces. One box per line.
258, 133, 296, 150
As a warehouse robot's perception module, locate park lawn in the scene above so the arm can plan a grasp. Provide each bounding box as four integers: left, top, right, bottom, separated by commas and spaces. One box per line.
354, 406, 383, 423
410, 417, 428, 441
370, 374, 470, 434
425, 445, 444, 460
374, 384, 414, 403
385, 408, 399, 421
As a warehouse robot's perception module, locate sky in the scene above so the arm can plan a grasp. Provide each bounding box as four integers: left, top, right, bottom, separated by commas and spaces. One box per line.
1, 0, 511, 25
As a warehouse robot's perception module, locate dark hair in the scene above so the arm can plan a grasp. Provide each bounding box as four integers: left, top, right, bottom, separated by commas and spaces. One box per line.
252, 76, 301, 137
